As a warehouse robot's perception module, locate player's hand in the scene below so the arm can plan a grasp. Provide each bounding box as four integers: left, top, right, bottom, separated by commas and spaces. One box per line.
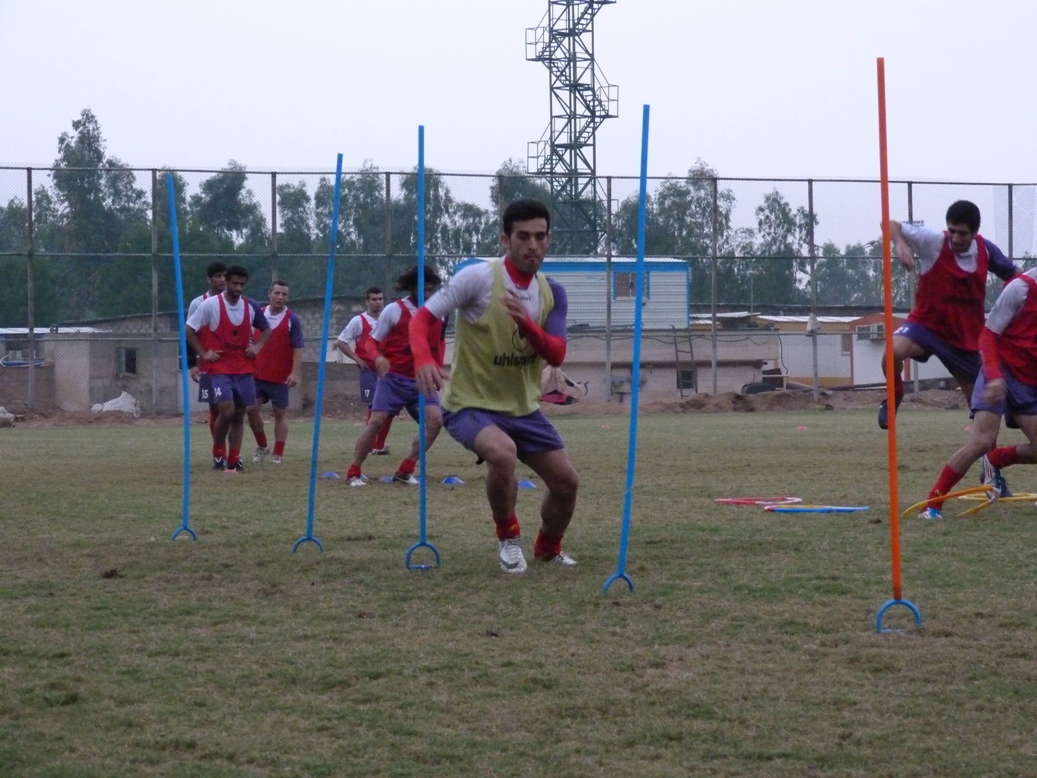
245, 344, 262, 359
189, 366, 201, 383
285, 373, 299, 388
501, 290, 528, 325
374, 355, 391, 377
202, 349, 221, 362
894, 239, 915, 271
415, 363, 447, 396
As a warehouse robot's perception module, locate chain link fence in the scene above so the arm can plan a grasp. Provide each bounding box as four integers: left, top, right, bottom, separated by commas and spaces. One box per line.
1, 164, 1034, 413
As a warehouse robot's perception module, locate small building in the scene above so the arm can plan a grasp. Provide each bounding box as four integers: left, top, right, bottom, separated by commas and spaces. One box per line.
453, 256, 691, 329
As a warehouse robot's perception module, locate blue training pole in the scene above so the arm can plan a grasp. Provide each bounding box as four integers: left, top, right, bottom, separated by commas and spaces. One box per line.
406, 125, 441, 570
604, 104, 651, 592
168, 174, 196, 542
292, 154, 345, 553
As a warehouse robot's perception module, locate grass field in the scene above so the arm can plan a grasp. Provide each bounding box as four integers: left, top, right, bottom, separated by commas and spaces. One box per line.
3, 407, 1037, 777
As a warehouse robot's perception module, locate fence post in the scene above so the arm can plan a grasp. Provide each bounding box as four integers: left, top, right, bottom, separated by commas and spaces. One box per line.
26, 168, 36, 410
907, 181, 917, 395
710, 176, 718, 395
384, 171, 393, 290
270, 171, 279, 283
605, 176, 613, 402
151, 169, 160, 415
1007, 183, 1014, 260
808, 179, 819, 400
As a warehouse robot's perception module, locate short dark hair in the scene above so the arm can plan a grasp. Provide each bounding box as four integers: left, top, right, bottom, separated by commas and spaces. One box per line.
395, 265, 442, 293
206, 261, 228, 278
946, 200, 981, 233
364, 286, 383, 298
226, 265, 249, 282
271, 280, 288, 290
502, 198, 551, 236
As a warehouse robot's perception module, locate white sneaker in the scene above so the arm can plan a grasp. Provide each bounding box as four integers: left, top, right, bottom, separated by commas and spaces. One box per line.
498, 537, 527, 573
270, 454, 283, 464
540, 551, 578, 566
347, 475, 368, 487
392, 473, 420, 485
371, 447, 391, 456
253, 446, 270, 464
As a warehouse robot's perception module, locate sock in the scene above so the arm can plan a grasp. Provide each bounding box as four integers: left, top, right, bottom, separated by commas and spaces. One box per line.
212, 444, 227, 461
228, 448, 241, 466
533, 529, 564, 560
988, 445, 1021, 469
346, 464, 362, 479
273, 441, 286, 456
928, 464, 965, 509
397, 457, 417, 475
256, 432, 268, 449
893, 374, 904, 400
208, 406, 219, 434
493, 514, 521, 541
374, 416, 394, 449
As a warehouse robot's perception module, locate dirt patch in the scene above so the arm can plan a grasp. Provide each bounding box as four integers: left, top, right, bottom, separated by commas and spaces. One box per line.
4, 389, 967, 428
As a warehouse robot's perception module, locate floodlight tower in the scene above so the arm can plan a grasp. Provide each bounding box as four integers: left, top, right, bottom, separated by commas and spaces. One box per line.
526, 0, 618, 255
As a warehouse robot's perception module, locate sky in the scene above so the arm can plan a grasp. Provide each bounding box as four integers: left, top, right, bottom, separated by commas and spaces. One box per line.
2, 0, 1036, 184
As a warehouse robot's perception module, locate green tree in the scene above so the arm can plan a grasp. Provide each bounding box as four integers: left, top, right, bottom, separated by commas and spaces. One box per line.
48, 108, 150, 319
612, 160, 739, 304
740, 189, 817, 307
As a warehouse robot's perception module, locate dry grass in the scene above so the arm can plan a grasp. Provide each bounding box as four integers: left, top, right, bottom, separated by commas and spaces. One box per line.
2, 407, 1037, 776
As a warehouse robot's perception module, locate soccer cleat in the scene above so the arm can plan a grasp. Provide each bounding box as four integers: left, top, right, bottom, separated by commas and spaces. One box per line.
270, 454, 283, 464
392, 473, 420, 485
212, 457, 227, 471
228, 460, 244, 473
877, 396, 903, 430
538, 551, 578, 566
498, 537, 527, 573
253, 446, 270, 464
918, 507, 943, 521
371, 447, 391, 456
980, 454, 1012, 498
347, 475, 368, 487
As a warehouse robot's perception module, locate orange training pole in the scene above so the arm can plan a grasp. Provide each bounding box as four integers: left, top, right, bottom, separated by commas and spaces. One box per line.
873, 58, 921, 633
876, 57, 903, 601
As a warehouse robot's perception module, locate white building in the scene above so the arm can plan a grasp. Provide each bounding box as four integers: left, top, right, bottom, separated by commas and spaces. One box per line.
453, 257, 691, 329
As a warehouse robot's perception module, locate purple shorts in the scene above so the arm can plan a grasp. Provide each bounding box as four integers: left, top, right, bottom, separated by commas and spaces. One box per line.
197, 372, 214, 404
971, 368, 1037, 418
442, 407, 564, 457
371, 372, 439, 417
210, 374, 257, 408
895, 321, 980, 382
358, 368, 378, 407
254, 378, 289, 409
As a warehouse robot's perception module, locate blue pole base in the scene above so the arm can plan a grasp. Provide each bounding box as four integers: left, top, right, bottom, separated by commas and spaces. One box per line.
875, 598, 923, 633
405, 541, 441, 570
292, 535, 325, 553
171, 525, 197, 542
603, 571, 634, 593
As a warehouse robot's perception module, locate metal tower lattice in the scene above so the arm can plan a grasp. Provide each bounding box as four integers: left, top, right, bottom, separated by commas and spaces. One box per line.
526, 0, 618, 254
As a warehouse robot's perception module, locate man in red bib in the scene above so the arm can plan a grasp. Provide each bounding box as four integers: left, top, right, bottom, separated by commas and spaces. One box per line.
185, 265, 271, 472
879, 200, 1017, 430
249, 280, 304, 465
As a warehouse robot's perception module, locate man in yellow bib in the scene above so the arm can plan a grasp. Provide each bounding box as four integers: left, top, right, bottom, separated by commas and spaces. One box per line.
411, 199, 579, 574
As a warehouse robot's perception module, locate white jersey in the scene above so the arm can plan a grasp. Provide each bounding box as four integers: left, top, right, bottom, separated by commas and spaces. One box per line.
985, 268, 1037, 334
337, 311, 377, 344
424, 260, 543, 323
186, 292, 248, 332
900, 223, 980, 275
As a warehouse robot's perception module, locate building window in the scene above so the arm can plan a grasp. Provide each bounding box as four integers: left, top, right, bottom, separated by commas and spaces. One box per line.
116, 348, 138, 376
677, 368, 697, 391
614, 271, 650, 300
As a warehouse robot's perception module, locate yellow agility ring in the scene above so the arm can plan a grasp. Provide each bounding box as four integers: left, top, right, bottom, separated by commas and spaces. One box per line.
902, 485, 997, 519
